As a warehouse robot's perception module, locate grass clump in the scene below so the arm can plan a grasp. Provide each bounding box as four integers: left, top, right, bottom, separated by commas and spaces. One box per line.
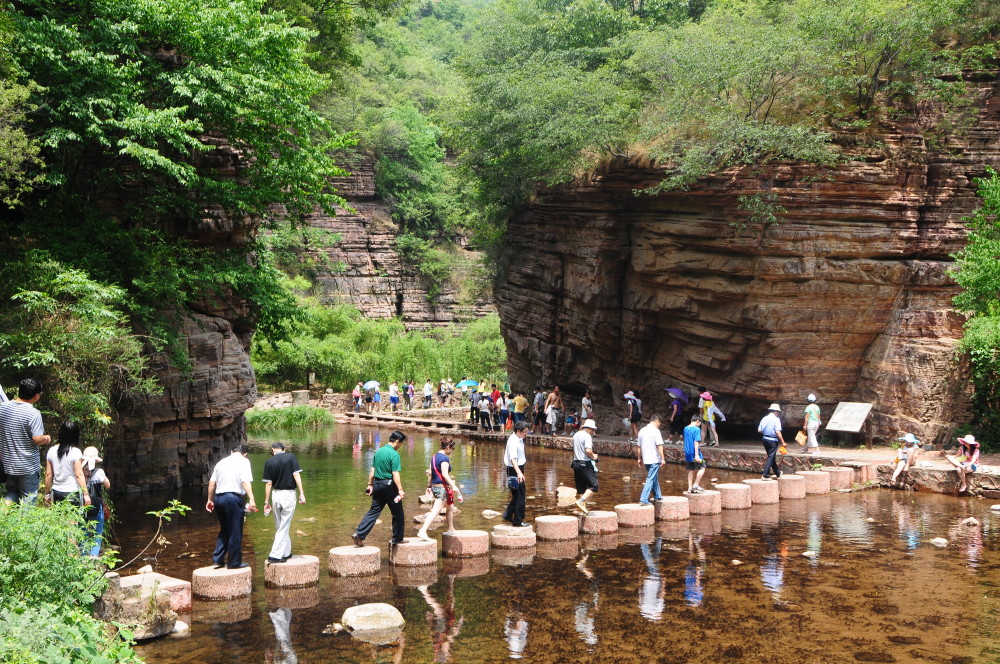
245, 405, 336, 431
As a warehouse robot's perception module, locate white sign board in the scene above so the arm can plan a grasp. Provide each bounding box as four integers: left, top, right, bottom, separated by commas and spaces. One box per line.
825, 402, 874, 433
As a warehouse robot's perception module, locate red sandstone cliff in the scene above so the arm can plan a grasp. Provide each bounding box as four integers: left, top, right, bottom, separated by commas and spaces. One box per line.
498, 79, 1000, 445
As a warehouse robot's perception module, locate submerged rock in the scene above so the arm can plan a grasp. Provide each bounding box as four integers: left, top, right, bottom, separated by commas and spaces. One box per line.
801, 551, 818, 558
962, 517, 980, 527
342, 603, 404, 645
482, 510, 502, 519
556, 486, 576, 499
930, 537, 949, 547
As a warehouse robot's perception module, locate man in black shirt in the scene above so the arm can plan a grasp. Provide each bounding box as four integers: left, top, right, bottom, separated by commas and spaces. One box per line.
262, 442, 306, 563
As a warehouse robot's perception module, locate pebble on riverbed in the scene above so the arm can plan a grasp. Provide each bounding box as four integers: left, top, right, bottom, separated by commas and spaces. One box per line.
962, 517, 980, 527
801, 551, 818, 558
482, 510, 501, 519
930, 537, 949, 547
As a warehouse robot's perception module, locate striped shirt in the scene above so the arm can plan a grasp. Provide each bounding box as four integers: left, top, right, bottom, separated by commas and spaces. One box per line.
0, 400, 44, 475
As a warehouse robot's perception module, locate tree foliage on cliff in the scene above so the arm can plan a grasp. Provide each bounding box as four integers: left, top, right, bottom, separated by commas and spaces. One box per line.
952, 168, 1000, 445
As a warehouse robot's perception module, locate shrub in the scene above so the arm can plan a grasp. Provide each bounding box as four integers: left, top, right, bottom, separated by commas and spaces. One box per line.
245, 405, 336, 431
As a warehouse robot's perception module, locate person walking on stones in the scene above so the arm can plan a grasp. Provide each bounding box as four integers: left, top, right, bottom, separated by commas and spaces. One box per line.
637, 414, 665, 505
1, 378, 51, 506
352, 382, 363, 413
801, 394, 821, 455
43, 420, 91, 508
544, 385, 564, 436
503, 421, 529, 527
758, 404, 785, 481
405, 380, 415, 411
423, 379, 434, 409
625, 391, 642, 442
262, 442, 306, 563
416, 436, 463, 541
699, 391, 725, 447
947, 434, 981, 494
572, 419, 600, 514
478, 392, 494, 432
206, 445, 257, 569
352, 430, 407, 546
389, 381, 400, 412
469, 387, 482, 424
532, 387, 545, 433
891, 433, 921, 487
684, 415, 706, 493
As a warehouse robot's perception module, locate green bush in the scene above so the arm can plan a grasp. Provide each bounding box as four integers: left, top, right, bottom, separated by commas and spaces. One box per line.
0, 603, 140, 664
245, 405, 336, 431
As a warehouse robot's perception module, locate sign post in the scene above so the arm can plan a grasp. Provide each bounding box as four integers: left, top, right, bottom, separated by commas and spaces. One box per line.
825, 402, 875, 449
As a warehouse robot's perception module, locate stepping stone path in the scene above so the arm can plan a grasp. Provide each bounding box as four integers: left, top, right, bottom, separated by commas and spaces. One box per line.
580, 510, 619, 534
684, 489, 722, 514
492, 524, 536, 548
797, 470, 832, 494
777, 475, 806, 499
615, 503, 655, 527
328, 545, 381, 577
264, 554, 319, 588
442, 530, 490, 557
821, 466, 854, 490
742, 479, 780, 505
192, 565, 252, 600
715, 483, 752, 509
654, 496, 690, 521
389, 538, 437, 566
535, 515, 579, 540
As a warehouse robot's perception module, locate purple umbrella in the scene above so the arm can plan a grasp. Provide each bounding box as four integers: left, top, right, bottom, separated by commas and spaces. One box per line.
665, 387, 689, 405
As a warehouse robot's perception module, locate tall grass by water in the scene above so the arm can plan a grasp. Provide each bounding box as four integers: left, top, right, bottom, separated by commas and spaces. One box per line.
245, 405, 335, 431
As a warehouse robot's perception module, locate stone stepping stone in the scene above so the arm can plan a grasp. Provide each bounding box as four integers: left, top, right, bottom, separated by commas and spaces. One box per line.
192, 565, 252, 600
392, 564, 438, 587
618, 525, 655, 545
777, 474, 806, 499
796, 470, 831, 495
491, 524, 536, 548
821, 466, 854, 490
536, 539, 579, 560
389, 538, 437, 567
615, 503, 655, 527
580, 510, 618, 534
684, 489, 722, 515
493, 548, 535, 567
715, 483, 752, 509
264, 555, 319, 588
443, 556, 490, 578
116, 570, 191, 613
535, 515, 579, 541
265, 585, 319, 610
328, 545, 381, 577
654, 496, 690, 521
742, 479, 780, 504
442, 530, 490, 557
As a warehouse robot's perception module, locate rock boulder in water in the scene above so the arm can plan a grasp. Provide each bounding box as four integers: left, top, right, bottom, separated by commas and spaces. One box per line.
342, 603, 405, 644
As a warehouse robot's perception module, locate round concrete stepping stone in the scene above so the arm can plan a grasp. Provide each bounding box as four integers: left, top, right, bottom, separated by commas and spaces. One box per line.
192, 565, 252, 600
389, 538, 438, 566
654, 496, 690, 521
535, 515, 579, 541
493, 548, 536, 567
266, 585, 320, 610
264, 554, 319, 588
821, 466, 854, 490
328, 545, 381, 577
742, 479, 780, 504
443, 556, 490, 578
715, 483, 752, 509
536, 539, 579, 560
580, 510, 618, 534
684, 489, 722, 514
797, 470, 831, 494
656, 519, 690, 540
442, 530, 490, 558
615, 503, 655, 527
617, 525, 655, 545
392, 565, 438, 587
777, 474, 806, 499
582, 532, 618, 550
193, 596, 252, 624
328, 575, 383, 599
491, 524, 536, 549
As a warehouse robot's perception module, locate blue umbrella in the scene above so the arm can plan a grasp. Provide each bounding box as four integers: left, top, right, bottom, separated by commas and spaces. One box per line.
665, 387, 689, 405
455, 379, 479, 389
363, 380, 380, 390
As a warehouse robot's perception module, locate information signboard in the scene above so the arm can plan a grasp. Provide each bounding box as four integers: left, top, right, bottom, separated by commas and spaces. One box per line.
824, 402, 874, 433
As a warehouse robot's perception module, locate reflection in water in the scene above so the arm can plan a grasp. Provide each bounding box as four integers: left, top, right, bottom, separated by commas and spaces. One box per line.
806, 512, 822, 565
504, 614, 529, 660
419, 577, 464, 663
638, 539, 665, 620
759, 531, 785, 601
574, 553, 599, 647
267, 608, 297, 664
684, 535, 706, 608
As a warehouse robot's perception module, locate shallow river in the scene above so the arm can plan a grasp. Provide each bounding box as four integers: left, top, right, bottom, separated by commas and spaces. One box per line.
114, 425, 1000, 664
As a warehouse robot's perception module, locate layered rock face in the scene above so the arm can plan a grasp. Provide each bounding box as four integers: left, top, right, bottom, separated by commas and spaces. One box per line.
305, 156, 493, 329
499, 80, 1000, 445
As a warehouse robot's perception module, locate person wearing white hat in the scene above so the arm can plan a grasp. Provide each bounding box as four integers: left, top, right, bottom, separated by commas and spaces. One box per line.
801, 394, 821, 455
82, 446, 111, 556
758, 404, 785, 480
571, 419, 600, 514
947, 434, 980, 493
891, 433, 921, 486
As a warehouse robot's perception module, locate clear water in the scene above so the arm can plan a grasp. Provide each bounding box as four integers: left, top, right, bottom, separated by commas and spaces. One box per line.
112, 425, 1000, 664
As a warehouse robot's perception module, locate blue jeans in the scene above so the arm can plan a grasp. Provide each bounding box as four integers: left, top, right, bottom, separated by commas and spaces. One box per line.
86, 505, 105, 556
4, 470, 40, 505
640, 463, 662, 503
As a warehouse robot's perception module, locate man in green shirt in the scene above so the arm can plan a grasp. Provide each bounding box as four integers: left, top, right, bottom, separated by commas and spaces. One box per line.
352, 430, 407, 546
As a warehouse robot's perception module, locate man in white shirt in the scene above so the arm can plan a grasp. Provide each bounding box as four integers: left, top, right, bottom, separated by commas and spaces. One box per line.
206, 446, 257, 568
502, 421, 529, 527
636, 415, 665, 505
581, 391, 593, 420
423, 379, 433, 408
571, 419, 599, 514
